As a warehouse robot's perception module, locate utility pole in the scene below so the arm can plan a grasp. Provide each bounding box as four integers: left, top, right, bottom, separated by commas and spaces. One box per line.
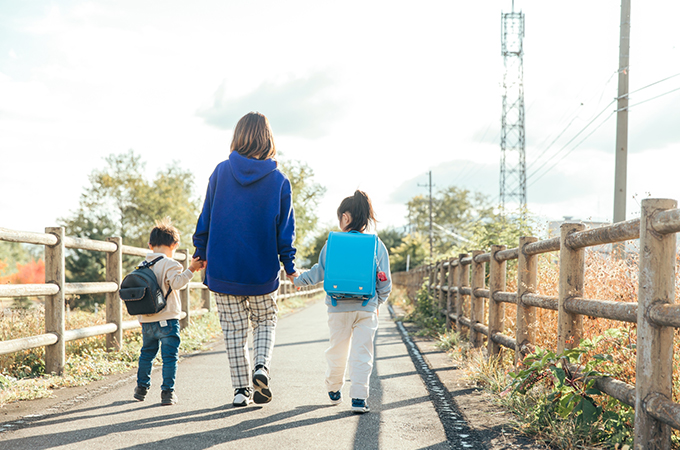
613, 0, 631, 224
418, 171, 434, 259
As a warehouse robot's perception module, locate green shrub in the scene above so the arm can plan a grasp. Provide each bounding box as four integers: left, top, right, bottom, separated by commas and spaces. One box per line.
504, 334, 634, 449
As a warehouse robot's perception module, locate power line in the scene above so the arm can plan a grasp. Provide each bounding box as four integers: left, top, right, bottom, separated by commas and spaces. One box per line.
528, 71, 617, 172
528, 111, 615, 188
526, 71, 680, 185
628, 71, 680, 96
527, 115, 579, 171
527, 99, 616, 181
627, 85, 680, 110
526, 77, 680, 188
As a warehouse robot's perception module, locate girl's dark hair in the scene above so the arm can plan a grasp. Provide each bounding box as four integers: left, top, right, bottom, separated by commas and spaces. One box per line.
230, 112, 276, 160
337, 190, 376, 232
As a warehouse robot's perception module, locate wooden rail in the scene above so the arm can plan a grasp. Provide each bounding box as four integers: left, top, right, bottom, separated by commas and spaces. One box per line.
392, 198, 680, 449
0, 226, 323, 371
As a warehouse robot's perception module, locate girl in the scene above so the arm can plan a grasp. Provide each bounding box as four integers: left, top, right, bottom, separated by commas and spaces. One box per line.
193, 112, 298, 407
293, 190, 392, 413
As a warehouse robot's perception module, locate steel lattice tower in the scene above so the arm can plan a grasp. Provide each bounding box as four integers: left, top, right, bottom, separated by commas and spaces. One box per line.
500, 8, 526, 211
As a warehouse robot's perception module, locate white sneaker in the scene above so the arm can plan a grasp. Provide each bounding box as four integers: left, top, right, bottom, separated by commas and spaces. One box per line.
233, 387, 252, 407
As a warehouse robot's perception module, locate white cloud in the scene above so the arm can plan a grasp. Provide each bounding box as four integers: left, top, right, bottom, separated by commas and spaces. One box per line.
197, 72, 344, 138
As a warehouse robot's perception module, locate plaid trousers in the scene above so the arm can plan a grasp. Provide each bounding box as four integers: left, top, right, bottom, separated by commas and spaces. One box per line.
214, 291, 278, 390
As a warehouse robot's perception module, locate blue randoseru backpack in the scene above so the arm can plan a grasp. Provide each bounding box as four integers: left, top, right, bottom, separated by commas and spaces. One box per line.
118, 256, 170, 315
324, 231, 378, 307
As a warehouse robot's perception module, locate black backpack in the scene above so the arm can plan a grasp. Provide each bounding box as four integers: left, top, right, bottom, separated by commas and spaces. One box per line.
118, 256, 171, 315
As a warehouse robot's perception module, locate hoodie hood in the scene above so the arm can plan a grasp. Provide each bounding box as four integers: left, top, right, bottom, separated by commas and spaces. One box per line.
228, 151, 278, 186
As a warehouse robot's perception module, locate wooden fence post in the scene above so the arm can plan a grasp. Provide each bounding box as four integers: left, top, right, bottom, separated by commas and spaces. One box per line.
438, 260, 446, 319
516, 236, 537, 365
470, 250, 485, 348
456, 254, 469, 333
178, 249, 190, 329
44, 226, 65, 375
430, 261, 437, 319
105, 237, 122, 351
635, 198, 677, 449
201, 269, 211, 310
557, 223, 585, 354
446, 258, 458, 330
488, 245, 507, 359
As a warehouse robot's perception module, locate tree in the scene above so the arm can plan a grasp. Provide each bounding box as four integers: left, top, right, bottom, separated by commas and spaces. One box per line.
377, 227, 405, 254
406, 186, 494, 257
0, 259, 45, 309
389, 233, 428, 272
466, 206, 537, 252
278, 158, 326, 262
303, 225, 338, 268
0, 242, 36, 276
60, 150, 201, 310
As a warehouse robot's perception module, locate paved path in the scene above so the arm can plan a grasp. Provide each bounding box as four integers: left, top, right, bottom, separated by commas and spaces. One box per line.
0, 300, 463, 450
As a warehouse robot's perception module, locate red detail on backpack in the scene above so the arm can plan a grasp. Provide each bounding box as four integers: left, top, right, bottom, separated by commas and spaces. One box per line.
377, 271, 387, 282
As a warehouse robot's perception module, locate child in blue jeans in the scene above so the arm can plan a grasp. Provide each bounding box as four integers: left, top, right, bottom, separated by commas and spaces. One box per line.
134, 218, 204, 405
293, 191, 392, 413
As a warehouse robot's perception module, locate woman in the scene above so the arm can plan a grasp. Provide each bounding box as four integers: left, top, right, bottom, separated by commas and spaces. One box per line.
193, 112, 298, 406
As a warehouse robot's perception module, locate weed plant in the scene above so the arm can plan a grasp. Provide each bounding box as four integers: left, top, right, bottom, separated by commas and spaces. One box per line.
402, 279, 445, 336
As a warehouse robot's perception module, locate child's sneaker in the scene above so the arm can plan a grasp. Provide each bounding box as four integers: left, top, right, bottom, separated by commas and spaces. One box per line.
233, 387, 252, 407
252, 365, 272, 404
328, 391, 342, 405
133, 386, 148, 401
161, 390, 177, 406
351, 398, 369, 413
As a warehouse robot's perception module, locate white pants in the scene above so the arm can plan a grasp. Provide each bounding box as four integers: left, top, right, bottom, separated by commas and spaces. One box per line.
325, 310, 378, 400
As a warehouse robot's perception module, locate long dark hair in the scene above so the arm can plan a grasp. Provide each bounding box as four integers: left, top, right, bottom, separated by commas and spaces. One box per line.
337, 190, 376, 232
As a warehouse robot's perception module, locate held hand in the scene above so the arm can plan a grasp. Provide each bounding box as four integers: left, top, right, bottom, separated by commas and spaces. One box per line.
287, 271, 301, 290
189, 257, 206, 272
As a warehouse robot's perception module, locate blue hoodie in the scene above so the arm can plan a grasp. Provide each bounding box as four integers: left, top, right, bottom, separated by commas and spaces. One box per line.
193, 152, 296, 296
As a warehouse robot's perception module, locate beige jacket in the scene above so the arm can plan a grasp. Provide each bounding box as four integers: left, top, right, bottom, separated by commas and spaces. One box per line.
137, 253, 193, 323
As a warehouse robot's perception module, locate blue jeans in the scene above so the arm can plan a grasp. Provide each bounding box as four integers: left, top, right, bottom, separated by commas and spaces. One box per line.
137, 319, 180, 392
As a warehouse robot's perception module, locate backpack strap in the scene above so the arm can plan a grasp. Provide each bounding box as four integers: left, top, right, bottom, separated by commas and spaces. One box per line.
137, 256, 173, 300
138, 256, 165, 269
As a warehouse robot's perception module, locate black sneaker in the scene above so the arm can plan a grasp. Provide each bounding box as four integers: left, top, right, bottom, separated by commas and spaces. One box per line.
328, 391, 342, 405
233, 387, 252, 407
351, 398, 369, 413
134, 386, 148, 401
161, 390, 178, 406
252, 365, 272, 404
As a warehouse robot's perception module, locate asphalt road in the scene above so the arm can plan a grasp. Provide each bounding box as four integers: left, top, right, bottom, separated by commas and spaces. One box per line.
0, 300, 459, 450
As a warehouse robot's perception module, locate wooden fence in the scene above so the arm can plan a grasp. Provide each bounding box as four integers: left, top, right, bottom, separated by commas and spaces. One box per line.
393, 198, 680, 449
0, 226, 322, 376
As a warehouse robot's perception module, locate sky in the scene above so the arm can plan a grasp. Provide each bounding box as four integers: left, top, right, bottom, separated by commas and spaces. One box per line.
1, 0, 680, 238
